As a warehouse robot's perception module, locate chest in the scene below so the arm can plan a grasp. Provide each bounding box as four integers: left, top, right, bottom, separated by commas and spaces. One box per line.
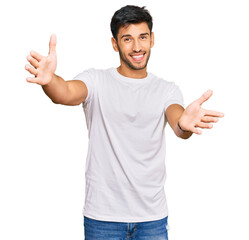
96, 79, 166, 125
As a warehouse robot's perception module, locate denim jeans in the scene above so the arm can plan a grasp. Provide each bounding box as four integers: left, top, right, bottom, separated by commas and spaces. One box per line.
84, 215, 168, 240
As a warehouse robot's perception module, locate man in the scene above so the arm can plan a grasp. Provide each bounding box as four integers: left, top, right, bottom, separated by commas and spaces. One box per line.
25, 5, 224, 240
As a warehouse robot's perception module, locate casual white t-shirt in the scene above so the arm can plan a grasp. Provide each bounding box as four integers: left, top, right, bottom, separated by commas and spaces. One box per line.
73, 67, 184, 222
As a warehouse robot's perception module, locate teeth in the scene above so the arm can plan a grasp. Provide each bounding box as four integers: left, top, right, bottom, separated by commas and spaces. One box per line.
132, 55, 144, 59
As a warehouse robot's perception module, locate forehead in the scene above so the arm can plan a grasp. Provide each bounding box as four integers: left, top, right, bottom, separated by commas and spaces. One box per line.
117, 22, 150, 38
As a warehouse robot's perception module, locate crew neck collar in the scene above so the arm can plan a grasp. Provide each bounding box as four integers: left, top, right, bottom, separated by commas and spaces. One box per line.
110, 67, 152, 84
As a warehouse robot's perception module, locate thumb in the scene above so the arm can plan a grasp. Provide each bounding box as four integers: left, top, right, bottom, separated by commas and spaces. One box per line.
196, 89, 213, 105
49, 34, 57, 55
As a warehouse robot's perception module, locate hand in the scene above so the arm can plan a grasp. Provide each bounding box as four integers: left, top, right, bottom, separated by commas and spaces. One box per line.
179, 90, 224, 135
25, 34, 57, 85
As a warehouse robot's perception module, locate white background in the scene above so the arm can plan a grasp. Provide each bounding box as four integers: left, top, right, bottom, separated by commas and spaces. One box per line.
0, 0, 248, 239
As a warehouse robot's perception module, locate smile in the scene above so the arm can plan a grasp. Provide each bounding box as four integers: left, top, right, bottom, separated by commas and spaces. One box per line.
130, 53, 145, 62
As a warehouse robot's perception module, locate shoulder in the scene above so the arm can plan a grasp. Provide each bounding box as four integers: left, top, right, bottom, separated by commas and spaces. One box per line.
73, 68, 111, 80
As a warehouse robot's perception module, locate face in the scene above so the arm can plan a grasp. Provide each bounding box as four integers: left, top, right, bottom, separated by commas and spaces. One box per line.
112, 22, 154, 71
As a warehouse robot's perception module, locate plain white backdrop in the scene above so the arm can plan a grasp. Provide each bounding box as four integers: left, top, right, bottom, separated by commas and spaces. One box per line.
0, 0, 248, 239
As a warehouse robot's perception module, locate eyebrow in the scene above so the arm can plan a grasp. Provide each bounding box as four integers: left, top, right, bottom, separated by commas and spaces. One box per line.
120, 33, 150, 39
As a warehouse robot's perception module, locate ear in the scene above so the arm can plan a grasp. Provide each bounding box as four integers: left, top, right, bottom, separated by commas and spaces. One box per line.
111, 37, 119, 52
150, 32, 155, 48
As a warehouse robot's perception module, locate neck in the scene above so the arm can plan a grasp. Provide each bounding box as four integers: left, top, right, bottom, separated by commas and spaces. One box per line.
117, 65, 147, 79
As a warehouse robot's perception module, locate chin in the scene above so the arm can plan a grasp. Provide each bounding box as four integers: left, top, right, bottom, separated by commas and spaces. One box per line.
129, 63, 148, 70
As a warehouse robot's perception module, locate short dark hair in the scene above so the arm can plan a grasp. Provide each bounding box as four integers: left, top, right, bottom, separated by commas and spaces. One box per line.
110, 5, 153, 41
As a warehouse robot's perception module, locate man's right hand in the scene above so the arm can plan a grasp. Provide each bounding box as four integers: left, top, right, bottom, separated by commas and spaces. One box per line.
25, 34, 57, 86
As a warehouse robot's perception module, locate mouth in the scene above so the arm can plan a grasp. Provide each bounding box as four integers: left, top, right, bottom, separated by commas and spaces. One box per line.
130, 53, 146, 62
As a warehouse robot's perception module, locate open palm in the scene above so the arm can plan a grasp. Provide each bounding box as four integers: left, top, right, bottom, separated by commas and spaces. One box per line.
179, 90, 224, 134
25, 34, 57, 85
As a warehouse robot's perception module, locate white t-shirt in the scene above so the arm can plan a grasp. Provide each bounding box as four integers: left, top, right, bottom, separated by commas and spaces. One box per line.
73, 67, 184, 222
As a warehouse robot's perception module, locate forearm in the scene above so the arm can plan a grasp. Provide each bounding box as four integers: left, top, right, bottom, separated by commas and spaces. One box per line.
42, 74, 70, 104
166, 104, 193, 139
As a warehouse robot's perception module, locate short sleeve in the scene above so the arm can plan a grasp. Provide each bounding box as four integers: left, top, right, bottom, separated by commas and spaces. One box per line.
73, 68, 96, 104
164, 82, 184, 112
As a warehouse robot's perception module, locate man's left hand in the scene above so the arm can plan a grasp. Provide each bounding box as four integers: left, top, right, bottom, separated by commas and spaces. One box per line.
178, 90, 224, 135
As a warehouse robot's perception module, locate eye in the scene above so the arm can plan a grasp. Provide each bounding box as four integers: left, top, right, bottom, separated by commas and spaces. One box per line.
124, 38, 131, 42
141, 36, 147, 40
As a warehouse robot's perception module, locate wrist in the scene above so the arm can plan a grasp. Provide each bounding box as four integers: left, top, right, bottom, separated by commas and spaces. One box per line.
42, 73, 57, 87
177, 121, 190, 133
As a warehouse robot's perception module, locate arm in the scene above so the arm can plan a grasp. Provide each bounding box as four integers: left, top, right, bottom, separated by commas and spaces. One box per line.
25, 34, 87, 106
41, 75, 88, 105
166, 90, 224, 139
166, 104, 193, 139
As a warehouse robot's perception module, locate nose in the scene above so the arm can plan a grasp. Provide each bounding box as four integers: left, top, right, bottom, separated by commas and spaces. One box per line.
132, 39, 142, 52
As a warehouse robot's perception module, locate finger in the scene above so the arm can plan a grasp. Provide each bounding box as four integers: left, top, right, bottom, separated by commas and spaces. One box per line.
49, 34, 57, 55
30, 50, 43, 62
26, 76, 40, 84
27, 55, 39, 68
196, 122, 213, 129
25, 64, 38, 76
196, 89, 213, 105
204, 110, 224, 117
189, 126, 202, 135
201, 116, 219, 123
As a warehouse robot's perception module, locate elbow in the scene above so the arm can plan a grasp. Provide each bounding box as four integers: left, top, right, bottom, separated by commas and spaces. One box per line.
44, 94, 62, 104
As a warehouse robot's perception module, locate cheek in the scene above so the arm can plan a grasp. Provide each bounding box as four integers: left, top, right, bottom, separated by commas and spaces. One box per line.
144, 41, 152, 49
120, 45, 132, 54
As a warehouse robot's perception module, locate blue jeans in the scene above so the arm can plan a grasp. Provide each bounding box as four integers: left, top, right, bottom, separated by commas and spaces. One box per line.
84, 215, 168, 240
